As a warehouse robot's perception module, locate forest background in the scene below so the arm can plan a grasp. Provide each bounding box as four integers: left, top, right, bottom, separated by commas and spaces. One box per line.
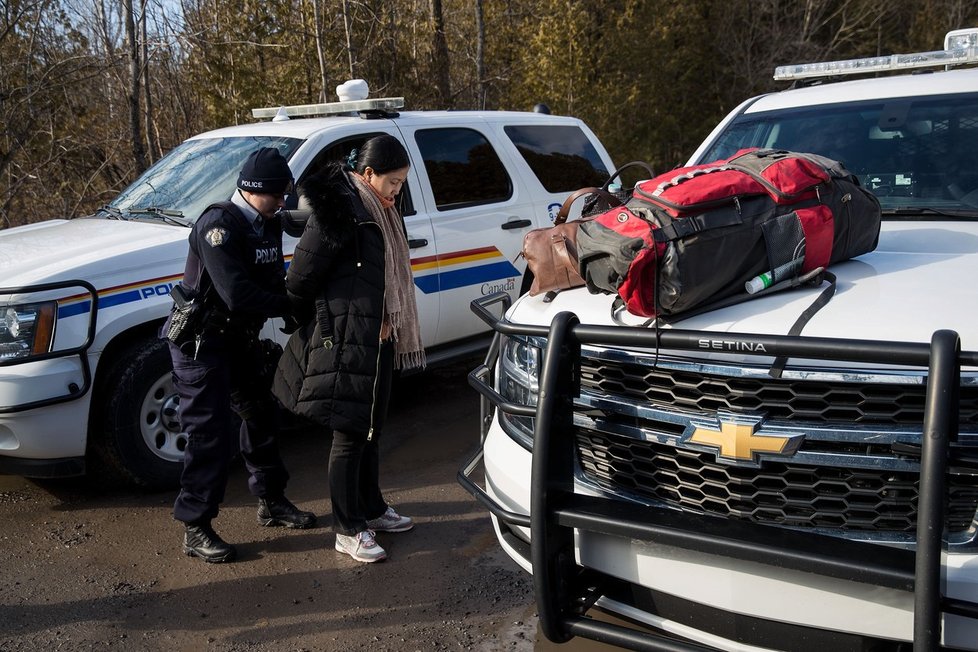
2, 0, 976, 229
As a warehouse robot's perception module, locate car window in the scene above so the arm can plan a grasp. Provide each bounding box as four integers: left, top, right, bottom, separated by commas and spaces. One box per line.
414, 128, 512, 210
504, 124, 610, 192
299, 133, 415, 217
109, 137, 303, 221
700, 94, 978, 214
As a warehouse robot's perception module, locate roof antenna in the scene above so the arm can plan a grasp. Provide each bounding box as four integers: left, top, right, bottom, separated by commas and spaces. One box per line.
272, 107, 290, 122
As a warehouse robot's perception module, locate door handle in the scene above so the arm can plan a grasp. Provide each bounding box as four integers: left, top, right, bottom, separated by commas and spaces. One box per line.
501, 219, 532, 230
408, 238, 429, 249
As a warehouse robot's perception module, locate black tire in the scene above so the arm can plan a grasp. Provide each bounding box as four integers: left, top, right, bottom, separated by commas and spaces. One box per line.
90, 336, 184, 490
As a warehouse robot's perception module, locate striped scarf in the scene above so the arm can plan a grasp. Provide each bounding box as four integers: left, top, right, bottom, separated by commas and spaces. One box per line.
351, 172, 425, 370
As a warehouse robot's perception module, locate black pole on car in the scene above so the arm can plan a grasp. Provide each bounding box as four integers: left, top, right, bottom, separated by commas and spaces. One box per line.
531, 310, 580, 645
914, 329, 958, 650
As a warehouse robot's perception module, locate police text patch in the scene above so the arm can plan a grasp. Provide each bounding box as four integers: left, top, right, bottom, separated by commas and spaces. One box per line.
205, 227, 228, 247
255, 247, 278, 264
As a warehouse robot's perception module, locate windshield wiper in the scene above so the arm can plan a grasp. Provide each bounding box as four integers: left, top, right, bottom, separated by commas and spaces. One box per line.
125, 207, 192, 227
882, 207, 978, 220
95, 205, 128, 220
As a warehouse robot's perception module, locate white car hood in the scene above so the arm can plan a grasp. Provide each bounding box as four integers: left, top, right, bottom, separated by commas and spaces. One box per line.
0, 217, 189, 289
513, 220, 978, 364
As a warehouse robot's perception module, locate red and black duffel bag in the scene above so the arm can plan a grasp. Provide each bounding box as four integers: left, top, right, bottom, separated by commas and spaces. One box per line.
577, 148, 882, 320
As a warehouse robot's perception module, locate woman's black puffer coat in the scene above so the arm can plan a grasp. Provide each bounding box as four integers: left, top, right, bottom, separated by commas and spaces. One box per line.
272, 164, 386, 435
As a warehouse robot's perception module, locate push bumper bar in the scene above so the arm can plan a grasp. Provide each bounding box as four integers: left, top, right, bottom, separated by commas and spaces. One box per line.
0, 280, 98, 413
459, 291, 978, 651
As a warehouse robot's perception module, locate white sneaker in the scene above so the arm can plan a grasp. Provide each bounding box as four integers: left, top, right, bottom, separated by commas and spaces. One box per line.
366, 506, 414, 533
335, 530, 387, 563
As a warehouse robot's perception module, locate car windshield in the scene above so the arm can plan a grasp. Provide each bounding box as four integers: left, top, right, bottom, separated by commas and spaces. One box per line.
107, 136, 303, 222
700, 93, 978, 217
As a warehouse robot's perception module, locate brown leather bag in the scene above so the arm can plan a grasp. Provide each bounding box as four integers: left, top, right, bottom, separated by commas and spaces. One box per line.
521, 187, 622, 298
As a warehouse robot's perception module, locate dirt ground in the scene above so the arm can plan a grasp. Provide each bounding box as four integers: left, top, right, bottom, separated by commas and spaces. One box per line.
0, 357, 620, 651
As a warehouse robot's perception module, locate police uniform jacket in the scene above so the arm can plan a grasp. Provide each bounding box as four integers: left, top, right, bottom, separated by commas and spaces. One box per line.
180, 199, 291, 340
272, 164, 387, 435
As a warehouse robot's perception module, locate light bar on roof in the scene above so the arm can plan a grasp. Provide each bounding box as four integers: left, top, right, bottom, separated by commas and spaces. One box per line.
251, 97, 405, 119
946, 28, 978, 51
774, 28, 978, 81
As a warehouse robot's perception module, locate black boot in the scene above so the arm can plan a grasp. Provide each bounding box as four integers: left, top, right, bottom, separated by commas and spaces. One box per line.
183, 523, 236, 563
257, 496, 316, 529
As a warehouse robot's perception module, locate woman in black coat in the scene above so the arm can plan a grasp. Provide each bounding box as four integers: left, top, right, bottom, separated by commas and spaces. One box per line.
273, 135, 425, 563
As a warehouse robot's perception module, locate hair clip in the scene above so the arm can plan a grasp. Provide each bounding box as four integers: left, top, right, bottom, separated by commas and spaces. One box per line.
346, 148, 359, 170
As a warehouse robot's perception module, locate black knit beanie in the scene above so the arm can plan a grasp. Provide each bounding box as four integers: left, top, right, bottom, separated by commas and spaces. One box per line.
237, 147, 293, 194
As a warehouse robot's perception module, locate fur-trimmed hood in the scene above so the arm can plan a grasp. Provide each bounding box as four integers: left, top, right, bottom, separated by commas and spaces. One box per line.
297, 163, 368, 256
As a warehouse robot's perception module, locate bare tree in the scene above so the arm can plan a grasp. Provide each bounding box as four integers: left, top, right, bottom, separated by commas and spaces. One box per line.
429, 0, 451, 106
0, 0, 113, 227
342, 0, 356, 78
123, 0, 147, 173
474, 0, 486, 108
141, 0, 160, 162
6, 0, 978, 228
310, 0, 329, 101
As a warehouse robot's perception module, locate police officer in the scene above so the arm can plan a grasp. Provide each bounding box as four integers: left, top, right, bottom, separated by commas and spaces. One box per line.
165, 147, 315, 563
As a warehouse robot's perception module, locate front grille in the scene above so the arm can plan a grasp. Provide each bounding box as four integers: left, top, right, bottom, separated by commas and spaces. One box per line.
577, 430, 978, 533
579, 359, 978, 426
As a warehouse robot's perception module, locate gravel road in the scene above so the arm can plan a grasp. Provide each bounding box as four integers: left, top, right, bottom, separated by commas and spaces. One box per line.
0, 357, 618, 651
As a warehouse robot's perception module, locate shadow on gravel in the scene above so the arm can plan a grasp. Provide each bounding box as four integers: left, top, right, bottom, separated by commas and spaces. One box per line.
0, 351, 532, 649
23, 353, 484, 508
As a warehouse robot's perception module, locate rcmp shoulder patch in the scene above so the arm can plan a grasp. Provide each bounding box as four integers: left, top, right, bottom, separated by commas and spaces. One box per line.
205, 227, 228, 247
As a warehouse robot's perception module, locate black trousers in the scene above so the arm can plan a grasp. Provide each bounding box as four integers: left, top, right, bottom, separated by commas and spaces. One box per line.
170, 336, 290, 525
329, 340, 394, 535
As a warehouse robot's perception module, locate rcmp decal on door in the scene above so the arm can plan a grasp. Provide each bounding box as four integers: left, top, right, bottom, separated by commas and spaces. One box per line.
56, 255, 299, 319
57, 273, 183, 319
547, 202, 562, 222
412, 246, 519, 295
54, 247, 517, 319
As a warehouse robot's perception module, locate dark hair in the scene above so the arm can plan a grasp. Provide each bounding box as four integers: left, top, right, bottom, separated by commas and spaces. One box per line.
352, 134, 410, 175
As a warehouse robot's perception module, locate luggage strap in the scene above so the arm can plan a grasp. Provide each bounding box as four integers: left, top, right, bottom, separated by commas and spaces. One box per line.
651, 204, 743, 242
767, 270, 836, 378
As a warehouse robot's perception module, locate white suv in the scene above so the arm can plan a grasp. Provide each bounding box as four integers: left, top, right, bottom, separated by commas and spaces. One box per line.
0, 89, 614, 488
464, 31, 978, 650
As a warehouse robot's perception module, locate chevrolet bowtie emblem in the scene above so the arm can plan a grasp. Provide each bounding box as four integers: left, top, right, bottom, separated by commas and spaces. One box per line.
685, 411, 802, 464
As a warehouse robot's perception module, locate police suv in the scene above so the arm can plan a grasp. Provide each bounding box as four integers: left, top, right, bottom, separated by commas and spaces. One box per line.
463, 30, 978, 650
0, 84, 614, 488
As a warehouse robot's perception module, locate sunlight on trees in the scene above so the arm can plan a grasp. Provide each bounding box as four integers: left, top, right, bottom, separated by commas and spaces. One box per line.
2, 0, 976, 227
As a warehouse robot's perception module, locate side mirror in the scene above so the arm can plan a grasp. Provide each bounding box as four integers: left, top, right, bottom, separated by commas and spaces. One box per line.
278, 195, 311, 237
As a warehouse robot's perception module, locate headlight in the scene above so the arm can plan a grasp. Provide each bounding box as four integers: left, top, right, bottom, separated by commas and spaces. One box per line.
0, 302, 57, 362
498, 335, 542, 444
